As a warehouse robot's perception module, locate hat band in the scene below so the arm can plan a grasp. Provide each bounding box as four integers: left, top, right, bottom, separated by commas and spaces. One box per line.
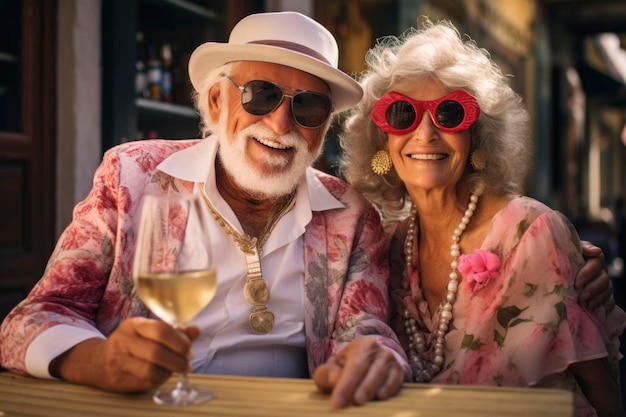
248, 40, 333, 67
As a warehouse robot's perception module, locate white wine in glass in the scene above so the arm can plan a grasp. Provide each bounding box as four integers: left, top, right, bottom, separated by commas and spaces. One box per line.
133, 192, 216, 406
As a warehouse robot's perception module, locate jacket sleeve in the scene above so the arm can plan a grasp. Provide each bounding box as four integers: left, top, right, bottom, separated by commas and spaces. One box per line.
0, 146, 140, 375
302, 174, 410, 380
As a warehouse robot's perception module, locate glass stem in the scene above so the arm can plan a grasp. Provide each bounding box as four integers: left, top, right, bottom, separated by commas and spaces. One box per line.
172, 372, 193, 405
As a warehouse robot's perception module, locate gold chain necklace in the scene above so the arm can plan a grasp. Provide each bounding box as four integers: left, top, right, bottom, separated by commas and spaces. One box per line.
198, 183, 295, 254
198, 182, 296, 334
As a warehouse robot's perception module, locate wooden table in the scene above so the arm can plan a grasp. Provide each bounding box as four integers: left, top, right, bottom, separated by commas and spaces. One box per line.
0, 371, 573, 416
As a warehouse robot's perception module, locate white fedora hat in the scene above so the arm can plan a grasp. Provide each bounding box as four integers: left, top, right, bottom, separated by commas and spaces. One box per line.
188, 11, 363, 113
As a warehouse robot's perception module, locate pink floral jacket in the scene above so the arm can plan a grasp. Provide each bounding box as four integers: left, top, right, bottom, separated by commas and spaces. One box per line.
0, 139, 409, 379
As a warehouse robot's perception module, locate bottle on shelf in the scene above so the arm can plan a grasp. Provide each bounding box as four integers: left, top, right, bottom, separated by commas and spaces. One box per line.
135, 60, 148, 98
135, 32, 149, 98
161, 43, 173, 103
146, 44, 162, 101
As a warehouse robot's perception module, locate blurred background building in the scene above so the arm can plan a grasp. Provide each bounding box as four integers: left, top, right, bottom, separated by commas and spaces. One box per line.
1, 0, 625, 381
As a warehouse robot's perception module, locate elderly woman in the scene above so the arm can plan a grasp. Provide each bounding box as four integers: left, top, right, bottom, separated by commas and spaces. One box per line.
339, 19, 625, 417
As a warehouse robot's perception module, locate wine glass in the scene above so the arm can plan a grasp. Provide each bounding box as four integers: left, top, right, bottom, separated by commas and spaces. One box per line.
133, 192, 217, 406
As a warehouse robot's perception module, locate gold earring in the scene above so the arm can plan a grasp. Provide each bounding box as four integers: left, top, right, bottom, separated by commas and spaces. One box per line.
470, 149, 486, 171
371, 150, 392, 175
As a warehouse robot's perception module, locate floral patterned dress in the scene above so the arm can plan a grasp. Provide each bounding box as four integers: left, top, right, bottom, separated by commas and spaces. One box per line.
389, 196, 625, 416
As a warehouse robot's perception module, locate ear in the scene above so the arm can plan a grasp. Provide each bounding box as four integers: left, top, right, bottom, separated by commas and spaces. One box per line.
208, 84, 222, 124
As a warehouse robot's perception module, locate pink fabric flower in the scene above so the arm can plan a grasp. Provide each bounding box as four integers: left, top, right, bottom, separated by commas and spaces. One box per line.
459, 249, 501, 292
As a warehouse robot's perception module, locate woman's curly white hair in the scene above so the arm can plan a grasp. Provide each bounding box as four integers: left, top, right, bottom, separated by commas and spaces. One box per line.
339, 18, 532, 222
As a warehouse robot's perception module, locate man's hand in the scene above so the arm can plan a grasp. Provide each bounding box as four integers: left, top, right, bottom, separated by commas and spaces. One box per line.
50, 317, 199, 393
312, 337, 404, 408
577, 241, 615, 311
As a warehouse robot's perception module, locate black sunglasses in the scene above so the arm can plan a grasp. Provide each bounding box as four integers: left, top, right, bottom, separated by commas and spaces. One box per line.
222, 75, 333, 129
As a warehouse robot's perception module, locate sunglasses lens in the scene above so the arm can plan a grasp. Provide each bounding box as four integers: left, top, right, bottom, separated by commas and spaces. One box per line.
241, 81, 283, 115
436, 100, 465, 128
241, 80, 331, 128
292, 93, 332, 128
386, 101, 416, 130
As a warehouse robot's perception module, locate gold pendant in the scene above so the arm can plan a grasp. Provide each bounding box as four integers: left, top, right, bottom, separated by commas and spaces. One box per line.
244, 278, 270, 304
249, 311, 274, 335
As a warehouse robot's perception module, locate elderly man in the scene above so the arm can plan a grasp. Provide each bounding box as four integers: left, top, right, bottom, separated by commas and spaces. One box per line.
0, 11, 407, 408
0, 11, 613, 409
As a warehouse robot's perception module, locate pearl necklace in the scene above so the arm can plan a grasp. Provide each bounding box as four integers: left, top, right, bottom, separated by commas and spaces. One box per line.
403, 192, 479, 382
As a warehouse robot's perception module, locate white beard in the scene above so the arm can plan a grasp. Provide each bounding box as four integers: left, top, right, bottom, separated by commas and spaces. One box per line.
213, 113, 323, 199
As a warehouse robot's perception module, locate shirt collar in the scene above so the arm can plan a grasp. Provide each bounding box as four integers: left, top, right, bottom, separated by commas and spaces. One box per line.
156, 138, 344, 212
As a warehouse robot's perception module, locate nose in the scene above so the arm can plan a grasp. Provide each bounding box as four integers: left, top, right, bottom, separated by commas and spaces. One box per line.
411, 110, 438, 141
264, 96, 295, 135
